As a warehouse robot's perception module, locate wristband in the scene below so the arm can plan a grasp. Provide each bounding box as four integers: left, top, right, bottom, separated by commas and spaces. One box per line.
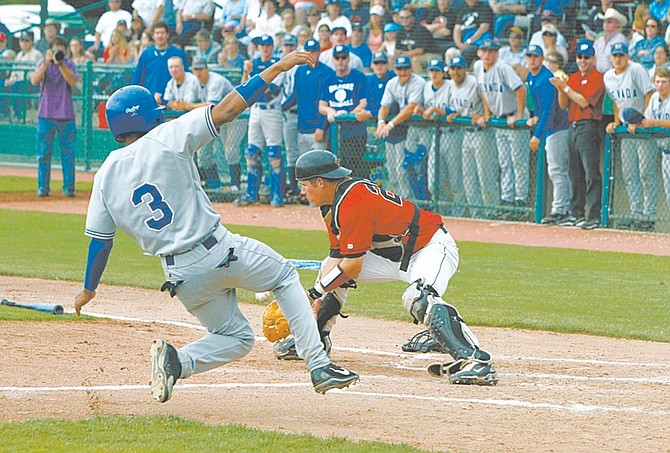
563, 86, 571, 94
319, 265, 353, 293
308, 285, 324, 301
235, 74, 270, 107
388, 121, 395, 129
466, 38, 472, 44
377, 119, 386, 125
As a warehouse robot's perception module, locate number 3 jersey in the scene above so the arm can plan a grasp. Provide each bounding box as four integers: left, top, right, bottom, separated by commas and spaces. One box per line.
84, 106, 221, 256
324, 179, 444, 258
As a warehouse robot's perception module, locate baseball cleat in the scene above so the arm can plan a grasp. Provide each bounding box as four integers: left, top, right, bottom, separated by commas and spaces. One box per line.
448, 361, 499, 386
310, 363, 359, 394
150, 339, 182, 403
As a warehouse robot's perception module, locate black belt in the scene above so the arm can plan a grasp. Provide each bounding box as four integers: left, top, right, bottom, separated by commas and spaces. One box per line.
164, 234, 218, 266
499, 112, 516, 119
288, 108, 297, 114
440, 225, 448, 234
571, 119, 598, 127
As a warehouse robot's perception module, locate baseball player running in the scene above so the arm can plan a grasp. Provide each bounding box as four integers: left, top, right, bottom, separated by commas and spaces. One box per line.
73, 52, 359, 402
237, 35, 286, 207
276, 149, 498, 386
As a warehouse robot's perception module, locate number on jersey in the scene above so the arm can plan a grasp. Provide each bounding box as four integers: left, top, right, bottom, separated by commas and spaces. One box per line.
131, 183, 174, 231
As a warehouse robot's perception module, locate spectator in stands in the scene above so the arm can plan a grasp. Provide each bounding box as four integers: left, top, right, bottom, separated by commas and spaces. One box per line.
194, 29, 222, 65
344, 0, 371, 26
280, 9, 302, 35
380, 22, 401, 64
176, 0, 215, 43
314, 0, 353, 39
132, 0, 163, 27
648, 44, 670, 78
348, 23, 373, 68
7, 32, 43, 121
249, 0, 283, 41
320, 26, 364, 69
305, 7, 322, 34
544, 50, 567, 79
488, 0, 529, 39
104, 29, 132, 64
396, 7, 435, 72
156, 55, 199, 109
67, 38, 90, 65
539, 23, 568, 69
319, 45, 368, 177
128, 16, 145, 43
134, 29, 153, 59
375, 55, 425, 198
604, 42, 658, 231
499, 26, 527, 78
297, 26, 313, 47
30, 36, 77, 198
0, 33, 12, 117
631, 17, 665, 70
525, 44, 572, 225
582, 0, 621, 40
529, 10, 567, 49
365, 5, 386, 53
593, 8, 628, 74
220, 0, 248, 36
89, 0, 133, 56
131, 22, 189, 99
277, 0, 294, 16
35, 18, 61, 54
218, 36, 247, 70
453, 0, 494, 63
421, 0, 457, 55
630, 4, 651, 49
474, 39, 529, 215
649, 0, 670, 25
154, 0, 178, 33
550, 39, 606, 230
317, 24, 333, 52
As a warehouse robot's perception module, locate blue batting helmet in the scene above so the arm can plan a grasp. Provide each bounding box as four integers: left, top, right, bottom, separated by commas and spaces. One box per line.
105, 85, 164, 143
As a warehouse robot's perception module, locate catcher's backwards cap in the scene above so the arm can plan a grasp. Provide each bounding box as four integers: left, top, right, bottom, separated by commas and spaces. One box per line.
106, 85, 164, 143
295, 150, 352, 180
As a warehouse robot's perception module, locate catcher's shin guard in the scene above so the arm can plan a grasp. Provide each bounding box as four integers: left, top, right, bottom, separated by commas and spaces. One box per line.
426, 303, 492, 363
402, 279, 438, 325
316, 292, 344, 334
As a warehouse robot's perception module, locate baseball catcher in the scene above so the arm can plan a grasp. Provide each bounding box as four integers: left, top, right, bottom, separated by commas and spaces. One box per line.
271, 150, 498, 386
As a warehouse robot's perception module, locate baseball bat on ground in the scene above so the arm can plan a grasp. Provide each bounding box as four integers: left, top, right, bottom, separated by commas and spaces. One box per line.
1, 299, 64, 315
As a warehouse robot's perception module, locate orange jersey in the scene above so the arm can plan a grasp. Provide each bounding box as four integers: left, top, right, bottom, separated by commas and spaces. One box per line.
325, 179, 444, 258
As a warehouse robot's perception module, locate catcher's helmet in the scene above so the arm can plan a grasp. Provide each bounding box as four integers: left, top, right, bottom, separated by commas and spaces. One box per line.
295, 150, 352, 180
105, 85, 164, 143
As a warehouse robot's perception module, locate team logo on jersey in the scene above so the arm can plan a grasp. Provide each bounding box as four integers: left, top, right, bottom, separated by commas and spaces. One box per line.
125, 105, 140, 115
347, 243, 354, 250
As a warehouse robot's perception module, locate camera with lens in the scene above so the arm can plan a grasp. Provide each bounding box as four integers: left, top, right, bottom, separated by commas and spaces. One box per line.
53, 49, 65, 63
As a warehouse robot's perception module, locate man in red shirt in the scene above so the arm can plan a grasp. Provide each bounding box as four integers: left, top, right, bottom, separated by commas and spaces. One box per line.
550, 40, 606, 230
278, 149, 498, 386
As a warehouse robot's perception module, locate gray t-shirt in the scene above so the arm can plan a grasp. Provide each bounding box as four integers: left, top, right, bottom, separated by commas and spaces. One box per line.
474, 59, 526, 117
381, 73, 425, 109
164, 72, 200, 103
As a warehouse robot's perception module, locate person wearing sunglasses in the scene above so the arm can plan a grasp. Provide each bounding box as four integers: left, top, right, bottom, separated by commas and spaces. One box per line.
631, 17, 666, 70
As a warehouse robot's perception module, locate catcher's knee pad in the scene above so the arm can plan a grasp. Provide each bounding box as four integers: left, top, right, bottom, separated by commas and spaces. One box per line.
426, 303, 491, 363
402, 279, 439, 325
316, 292, 344, 335
266, 144, 283, 160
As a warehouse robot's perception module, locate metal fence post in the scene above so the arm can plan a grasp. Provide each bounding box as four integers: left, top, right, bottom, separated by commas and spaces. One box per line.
534, 139, 547, 224
82, 60, 93, 171
601, 132, 612, 228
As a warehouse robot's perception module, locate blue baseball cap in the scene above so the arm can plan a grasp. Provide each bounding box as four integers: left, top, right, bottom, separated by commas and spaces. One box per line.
384, 22, 402, 33
304, 39, 320, 51
611, 42, 628, 56
331, 26, 347, 35
282, 33, 297, 46
622, 107, 644, 124
253, 34, 274, 46
326, 0, 339, 5
372, 51, 388, 63
333, 45, 349, 57
576, 39, 595, 58
525, 44, 543, 57
478, 39, 500, 50
448, 56, 467, 68
394, 55, 411, 69
427, 58, 445, 71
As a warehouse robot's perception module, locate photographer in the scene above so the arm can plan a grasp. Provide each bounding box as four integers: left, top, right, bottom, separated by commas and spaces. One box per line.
30, 36, 77, 198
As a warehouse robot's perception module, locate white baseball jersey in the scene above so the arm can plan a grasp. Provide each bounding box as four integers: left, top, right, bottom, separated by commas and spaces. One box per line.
422, 80, 450, 112
645, 92, 670, 149
447, 73, 485, 116
474, 59, 525, 117
197, 71, 234, 103
604, 62, 655, 123
85, 107, 221, 256
164, 72, 200, 103
281, 65, 298, 105
381, 73, 425, 110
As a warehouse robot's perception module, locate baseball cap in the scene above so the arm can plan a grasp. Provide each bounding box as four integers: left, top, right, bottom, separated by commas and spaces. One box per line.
478, 39, 500, 50
427, 58, 445, 71
509, 27, 524, 39
304, 38, 321, 52
192, 57, 208, 69
253, 34, 274, 46
384, 22, 402, 33
448, 56, 467, 68
44, 18, 60, 27
352, 22, 363, 31
394, 55, 411, 69
622, 107, 644, 124
541, 23, 558, 35
326, 0, 340, 5
611, 42, 628, 55
333, 45, 349, 57
0, 32, 6, 42
372, 51, 388, 63
526, 44, 543, 57
331, 26, 347, 35
370, 5, 385, 16
576, 39, 595, 57
19, 32, 33, 41
282, 33, 297, 46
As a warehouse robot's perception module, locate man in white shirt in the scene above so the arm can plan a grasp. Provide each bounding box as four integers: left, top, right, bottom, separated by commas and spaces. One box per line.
90, 0, 133, 54
156, 55, 200, 109
313, 0, 352, 39
132, 0, 163, 27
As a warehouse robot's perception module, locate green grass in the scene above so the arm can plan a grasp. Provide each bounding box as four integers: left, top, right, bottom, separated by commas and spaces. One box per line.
0, 416, 430, 453
1, 208, 668, 342
0, 175, 93, 193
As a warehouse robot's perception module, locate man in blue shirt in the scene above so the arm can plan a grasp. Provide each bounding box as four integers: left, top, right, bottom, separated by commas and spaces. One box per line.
525, 44, 572, 225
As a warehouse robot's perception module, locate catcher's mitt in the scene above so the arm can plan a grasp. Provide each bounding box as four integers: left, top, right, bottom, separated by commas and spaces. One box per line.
262, 300, 291, 342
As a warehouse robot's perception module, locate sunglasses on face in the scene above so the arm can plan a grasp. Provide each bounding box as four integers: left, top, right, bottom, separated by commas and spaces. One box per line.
308, 13, 320, 16
399, 16, 412, 19
372, 61, 388, 64
334, 55, 348, 60
542, 32, 556, 36
577, 54, 591, 60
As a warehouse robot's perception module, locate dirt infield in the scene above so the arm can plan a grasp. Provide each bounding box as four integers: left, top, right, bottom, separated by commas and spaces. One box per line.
1, 167, 670, 452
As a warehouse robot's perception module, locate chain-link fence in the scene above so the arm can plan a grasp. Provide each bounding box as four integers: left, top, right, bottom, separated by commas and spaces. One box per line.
606, 127, 670, 233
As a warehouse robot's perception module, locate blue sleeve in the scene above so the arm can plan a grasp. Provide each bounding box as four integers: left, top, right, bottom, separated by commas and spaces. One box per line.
267, 83, 280, 97
83, 238, 113, 292
534, 80, 555, 140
